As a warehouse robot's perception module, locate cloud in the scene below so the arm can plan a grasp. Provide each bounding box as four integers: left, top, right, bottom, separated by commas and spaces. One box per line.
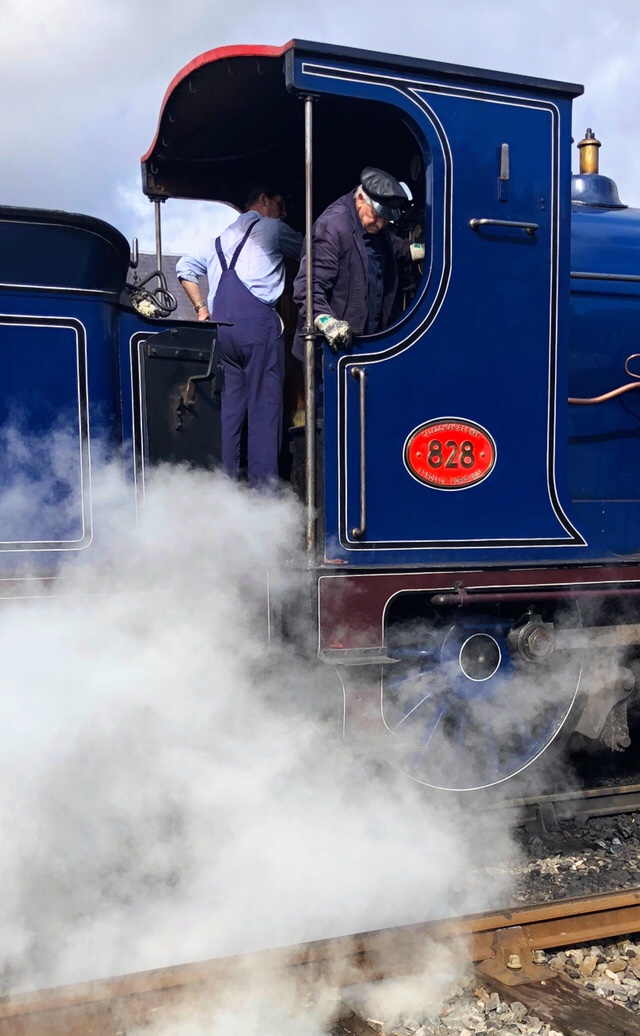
3, 0, 640, 232
117, 180, 238, 254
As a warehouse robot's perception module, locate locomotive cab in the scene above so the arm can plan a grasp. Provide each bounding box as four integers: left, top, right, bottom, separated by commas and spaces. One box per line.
142, 41, 587, 565
141, 43, 432, 462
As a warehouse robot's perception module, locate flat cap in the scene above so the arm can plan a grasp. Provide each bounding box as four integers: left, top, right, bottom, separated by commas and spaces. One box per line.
360, 167, 410, 222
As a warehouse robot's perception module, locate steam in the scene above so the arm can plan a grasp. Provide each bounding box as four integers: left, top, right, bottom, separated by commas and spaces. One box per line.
0, 441, 518, 1028
0, 421, 88, 544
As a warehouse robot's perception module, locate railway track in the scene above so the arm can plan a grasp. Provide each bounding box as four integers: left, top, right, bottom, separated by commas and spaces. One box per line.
489, 780, 640, 834
4, 889, 640, 1035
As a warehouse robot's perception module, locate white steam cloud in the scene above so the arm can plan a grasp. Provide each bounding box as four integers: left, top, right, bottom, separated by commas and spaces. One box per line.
0, 437, 518, 1034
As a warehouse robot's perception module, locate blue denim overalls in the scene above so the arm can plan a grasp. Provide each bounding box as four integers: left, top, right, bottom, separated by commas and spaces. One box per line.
211, 218, 285, 486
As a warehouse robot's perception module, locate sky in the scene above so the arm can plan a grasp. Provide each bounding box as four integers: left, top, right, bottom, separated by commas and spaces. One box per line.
2, 0, 639, 254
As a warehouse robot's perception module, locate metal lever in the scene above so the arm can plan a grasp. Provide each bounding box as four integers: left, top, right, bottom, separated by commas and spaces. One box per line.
351, 367, 367, 540
469, 218, 539, 236
179, 323, 231, 410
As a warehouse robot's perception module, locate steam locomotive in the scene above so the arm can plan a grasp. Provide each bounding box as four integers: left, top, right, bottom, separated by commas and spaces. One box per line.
3, 40, 640, 792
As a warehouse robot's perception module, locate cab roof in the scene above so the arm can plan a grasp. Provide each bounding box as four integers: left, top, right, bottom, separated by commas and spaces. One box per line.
141, 39, 583, 207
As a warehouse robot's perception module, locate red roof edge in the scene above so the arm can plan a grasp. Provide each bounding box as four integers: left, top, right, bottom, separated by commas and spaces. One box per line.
141, 41, 295, 164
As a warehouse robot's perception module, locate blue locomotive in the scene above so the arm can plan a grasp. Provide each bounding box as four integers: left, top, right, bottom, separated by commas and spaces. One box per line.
3, 40, 640, 792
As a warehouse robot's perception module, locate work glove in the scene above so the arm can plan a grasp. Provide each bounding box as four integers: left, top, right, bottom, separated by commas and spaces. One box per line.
314, 313, 352, 354
409, 243, 425, 261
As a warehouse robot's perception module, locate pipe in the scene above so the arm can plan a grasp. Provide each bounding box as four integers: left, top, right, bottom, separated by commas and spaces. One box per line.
569, 383, 640, 404
303, 95, 316, 556
154, 199, 163, 276
569, 352, 640, 404
430, 586, 640, 607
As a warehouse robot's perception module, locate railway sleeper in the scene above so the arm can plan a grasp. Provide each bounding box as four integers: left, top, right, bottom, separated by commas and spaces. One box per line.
477, 967, 640, 1036
477, 926, 640, 1035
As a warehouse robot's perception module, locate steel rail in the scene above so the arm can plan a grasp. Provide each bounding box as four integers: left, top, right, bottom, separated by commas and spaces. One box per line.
3, 889, 640, 1033
482, 781, 640, 831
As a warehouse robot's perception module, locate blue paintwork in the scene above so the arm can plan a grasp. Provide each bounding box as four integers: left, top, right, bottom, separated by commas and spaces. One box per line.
0, 207, 157, 575
289, 51, 599, 567
568, 201, 640, 555
571, 173, 626, 209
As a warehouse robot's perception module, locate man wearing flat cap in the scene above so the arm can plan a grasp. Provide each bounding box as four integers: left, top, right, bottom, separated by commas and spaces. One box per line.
293, 167, 423, 356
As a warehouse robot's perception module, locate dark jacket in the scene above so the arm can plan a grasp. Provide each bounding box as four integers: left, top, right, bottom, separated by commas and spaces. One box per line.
292, 191, 407, 360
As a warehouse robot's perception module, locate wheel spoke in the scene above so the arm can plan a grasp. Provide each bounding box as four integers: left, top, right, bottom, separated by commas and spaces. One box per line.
383, 619, 581, 791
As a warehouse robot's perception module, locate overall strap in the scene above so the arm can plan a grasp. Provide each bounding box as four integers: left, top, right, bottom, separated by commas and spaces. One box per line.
214, 235, 227, 272
229, 216, 259, 270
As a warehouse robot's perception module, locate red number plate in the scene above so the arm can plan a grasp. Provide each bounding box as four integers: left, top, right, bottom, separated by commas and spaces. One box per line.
404, 419, 496, 490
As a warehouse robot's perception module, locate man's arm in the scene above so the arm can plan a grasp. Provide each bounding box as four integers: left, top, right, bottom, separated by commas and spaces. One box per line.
175, 254, 209, 321
293, 220, 352, 353
293, 219, 341, 320
276, 221, 304, 260
179, 279, 210, 321
388, 228, 426, 264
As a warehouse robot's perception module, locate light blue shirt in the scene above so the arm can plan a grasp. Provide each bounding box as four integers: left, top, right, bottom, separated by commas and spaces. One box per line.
176, 211, 303, 311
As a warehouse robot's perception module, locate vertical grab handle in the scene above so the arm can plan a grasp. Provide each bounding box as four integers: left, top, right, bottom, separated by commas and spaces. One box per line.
302, 95, 316, 555
351, 366, 367, 539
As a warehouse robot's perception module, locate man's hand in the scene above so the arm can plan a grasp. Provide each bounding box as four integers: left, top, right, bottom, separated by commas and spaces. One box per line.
197, 307, 210, 322
314, 314, 352, 354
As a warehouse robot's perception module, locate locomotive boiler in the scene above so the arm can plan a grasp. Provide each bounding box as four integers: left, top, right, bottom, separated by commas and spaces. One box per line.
2, 39, 640, 793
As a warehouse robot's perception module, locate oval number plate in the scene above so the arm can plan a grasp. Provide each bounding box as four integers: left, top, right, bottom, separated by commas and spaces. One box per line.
404, 418, 497, 490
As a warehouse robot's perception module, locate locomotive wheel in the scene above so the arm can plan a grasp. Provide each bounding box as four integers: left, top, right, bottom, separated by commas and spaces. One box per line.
382, 615, 582, 792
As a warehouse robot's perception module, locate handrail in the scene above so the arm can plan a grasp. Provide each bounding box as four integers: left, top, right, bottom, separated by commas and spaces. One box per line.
303, 96, 317, 556
350, 367, 367, 540
469, 217, 538, 236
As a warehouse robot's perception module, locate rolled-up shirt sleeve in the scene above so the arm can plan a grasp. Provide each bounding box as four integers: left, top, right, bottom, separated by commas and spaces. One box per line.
176, 251, 208, 283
